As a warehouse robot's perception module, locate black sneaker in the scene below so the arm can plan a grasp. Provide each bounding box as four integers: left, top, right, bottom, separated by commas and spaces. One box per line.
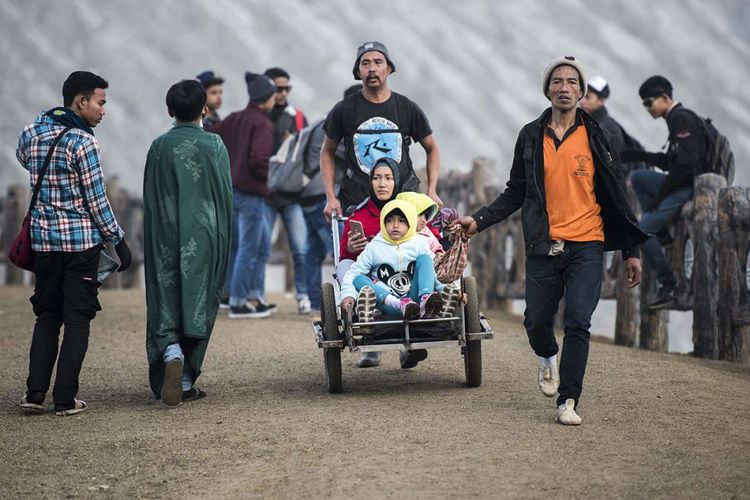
656, 231, 674, 248
257, 300, 277, 313
648, 283, 675, 309
399, 349, 428, 369
219, 297, 230, 311
229, 304, 271, 319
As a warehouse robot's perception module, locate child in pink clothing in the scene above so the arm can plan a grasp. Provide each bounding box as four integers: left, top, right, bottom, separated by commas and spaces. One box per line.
396, 192, 444, 256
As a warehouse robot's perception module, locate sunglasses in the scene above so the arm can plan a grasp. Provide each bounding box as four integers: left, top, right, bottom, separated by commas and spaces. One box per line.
642, 96, 658, 108
276, 86, 292, 93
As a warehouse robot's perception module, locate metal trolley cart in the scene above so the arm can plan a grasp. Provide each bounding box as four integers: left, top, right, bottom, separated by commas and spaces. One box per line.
312, 214, 494, 393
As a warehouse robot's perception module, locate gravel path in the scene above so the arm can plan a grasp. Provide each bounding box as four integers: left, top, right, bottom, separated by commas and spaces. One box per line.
1, 287, 748, 499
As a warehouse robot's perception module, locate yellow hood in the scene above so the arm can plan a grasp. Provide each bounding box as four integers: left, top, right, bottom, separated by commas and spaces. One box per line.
396, 192, 439, 222
380, 199, 418, 245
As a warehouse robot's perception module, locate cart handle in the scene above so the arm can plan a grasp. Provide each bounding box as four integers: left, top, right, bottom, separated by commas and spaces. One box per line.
331, 212, 348, 266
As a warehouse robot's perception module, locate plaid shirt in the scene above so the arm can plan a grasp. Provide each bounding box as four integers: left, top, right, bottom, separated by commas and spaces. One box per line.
16, 113, 124, 252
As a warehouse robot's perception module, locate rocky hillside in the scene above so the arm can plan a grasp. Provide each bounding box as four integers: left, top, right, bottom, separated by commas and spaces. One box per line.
2, 0, 749, 194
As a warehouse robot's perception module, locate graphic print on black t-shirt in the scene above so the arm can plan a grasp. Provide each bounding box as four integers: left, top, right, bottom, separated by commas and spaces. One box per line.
375, 260, 416, 298
323, 92, 432, 209
353, 116, 403, 175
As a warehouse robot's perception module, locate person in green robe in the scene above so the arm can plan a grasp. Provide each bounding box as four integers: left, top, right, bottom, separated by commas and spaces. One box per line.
143, 80, 232, 406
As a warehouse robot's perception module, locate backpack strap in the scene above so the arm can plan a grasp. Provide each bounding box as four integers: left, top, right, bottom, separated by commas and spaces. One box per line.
393, 92, 412, 146
294, 109, 305, 132
341, 92, 359, 143
28, 126, 73, 215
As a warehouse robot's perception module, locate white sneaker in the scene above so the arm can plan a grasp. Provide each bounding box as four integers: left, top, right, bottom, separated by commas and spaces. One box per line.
556, 398, 582, 425
538, 359, 559, 397
298, 297, 312, 314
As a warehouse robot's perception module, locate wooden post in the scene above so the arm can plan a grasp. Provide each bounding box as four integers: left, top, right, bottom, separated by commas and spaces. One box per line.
691, 174, 726, 359
615, 254, 639, 347
718, 186, 750, 363
615, 184, 639, 346
639, 259, 668, 351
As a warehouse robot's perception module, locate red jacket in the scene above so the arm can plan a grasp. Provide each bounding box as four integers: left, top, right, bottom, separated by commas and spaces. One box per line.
209, 103, 272, 196
339, 199, 383, 261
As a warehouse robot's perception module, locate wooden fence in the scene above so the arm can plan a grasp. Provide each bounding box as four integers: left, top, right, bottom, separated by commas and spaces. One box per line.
2, 162, 748, 363
439, 159, 749, 364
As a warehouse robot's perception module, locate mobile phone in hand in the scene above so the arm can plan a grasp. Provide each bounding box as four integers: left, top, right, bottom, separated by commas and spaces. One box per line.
349, 220, 365, 240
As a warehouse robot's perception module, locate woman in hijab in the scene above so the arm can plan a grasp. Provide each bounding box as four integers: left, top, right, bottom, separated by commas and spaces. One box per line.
336, 157, 403, 368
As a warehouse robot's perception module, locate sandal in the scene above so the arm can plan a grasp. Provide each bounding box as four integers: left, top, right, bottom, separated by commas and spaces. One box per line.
55, 399, 87, 416
19, 394, 45, 412
161, 358, 184, 407
182, 387, 206, 402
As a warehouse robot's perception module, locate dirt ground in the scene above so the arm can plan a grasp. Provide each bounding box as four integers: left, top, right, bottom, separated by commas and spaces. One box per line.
0, 286, 749, 500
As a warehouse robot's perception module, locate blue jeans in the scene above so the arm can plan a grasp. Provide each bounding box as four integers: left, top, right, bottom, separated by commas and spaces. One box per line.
228, 190, 268, 307
630, 169, 693, 287
266, 203, 309, 300
353, 254, 437, 316
524, 241, 603, 407
303, 201, 332, 310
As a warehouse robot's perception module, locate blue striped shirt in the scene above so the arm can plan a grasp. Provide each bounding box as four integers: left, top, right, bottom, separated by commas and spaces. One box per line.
16, 113, 124, 252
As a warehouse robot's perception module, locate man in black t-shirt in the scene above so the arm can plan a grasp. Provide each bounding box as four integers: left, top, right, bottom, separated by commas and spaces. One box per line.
321, 41, 442, 218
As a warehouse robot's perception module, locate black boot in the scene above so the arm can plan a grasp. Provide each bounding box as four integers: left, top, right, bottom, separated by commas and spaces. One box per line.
648, 282, 675, 309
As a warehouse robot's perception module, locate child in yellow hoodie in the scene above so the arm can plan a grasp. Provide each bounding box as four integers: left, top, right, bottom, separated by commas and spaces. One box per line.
396, 192, 444, 255
341, 200, 459, 322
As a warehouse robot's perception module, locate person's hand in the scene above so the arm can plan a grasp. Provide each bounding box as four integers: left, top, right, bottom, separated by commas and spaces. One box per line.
625, 257, 642, 288
347, 230, 367, 254
324, 197, 342, 222
427, 188, 444, 208
451, 216, 478, 239
340, 297, 354, 312
115, 239, 132, 272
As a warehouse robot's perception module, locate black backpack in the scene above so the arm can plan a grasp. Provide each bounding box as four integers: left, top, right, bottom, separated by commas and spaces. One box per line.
674, 108, 735, 185
703, 118, 735, 185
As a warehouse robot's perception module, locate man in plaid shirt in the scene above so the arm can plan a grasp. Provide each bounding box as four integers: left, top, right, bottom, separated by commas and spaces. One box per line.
17, 71, 131, 416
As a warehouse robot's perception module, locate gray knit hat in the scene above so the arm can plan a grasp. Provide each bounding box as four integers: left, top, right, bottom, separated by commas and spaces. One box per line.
245, 72, 277, 104
542, 56, 588, 100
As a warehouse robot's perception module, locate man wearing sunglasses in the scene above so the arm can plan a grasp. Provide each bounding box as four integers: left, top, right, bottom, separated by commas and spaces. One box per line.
263, 67, 311, 314
264, 67, 307, 153
623, 76, 709, 309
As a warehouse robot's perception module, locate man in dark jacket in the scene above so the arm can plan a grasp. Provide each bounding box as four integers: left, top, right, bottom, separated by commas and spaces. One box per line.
580, 75, 646, 175
263, 67, 311, 314
622, 76, 709, 308
210, 72, 276, 319
455, 57, 647, 425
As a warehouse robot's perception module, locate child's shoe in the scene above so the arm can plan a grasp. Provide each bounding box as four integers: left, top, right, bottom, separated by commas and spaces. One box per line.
439, 283, 461, 317
356, 286, 377, 324
420, 292, 443, 318
400, 297, 420, 320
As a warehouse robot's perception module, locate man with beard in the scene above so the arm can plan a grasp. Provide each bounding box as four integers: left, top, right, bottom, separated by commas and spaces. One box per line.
455, 57, 647, 425
321, 41, 443, 219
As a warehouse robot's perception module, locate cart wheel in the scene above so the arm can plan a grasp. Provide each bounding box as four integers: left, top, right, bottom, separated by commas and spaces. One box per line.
321, 282, 342, 393
463, 276, 482, 387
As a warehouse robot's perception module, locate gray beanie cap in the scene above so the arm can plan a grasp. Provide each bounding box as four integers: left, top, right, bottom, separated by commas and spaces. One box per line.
542, 56, 588, 100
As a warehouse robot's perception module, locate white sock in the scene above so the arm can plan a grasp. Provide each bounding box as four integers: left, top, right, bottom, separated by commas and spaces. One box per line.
538, 354, 557, 368
384, 295, 400, 309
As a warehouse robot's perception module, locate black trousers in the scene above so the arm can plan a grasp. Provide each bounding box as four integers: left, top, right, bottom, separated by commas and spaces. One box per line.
26, 245, 102, 408
523, 241, 603, 407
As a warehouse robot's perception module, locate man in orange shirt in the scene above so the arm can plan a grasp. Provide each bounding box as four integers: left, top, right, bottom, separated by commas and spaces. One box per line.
455, 57, 648, 425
